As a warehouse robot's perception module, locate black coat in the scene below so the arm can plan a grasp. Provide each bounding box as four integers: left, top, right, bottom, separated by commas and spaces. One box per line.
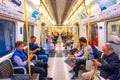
99, 52, 119, 79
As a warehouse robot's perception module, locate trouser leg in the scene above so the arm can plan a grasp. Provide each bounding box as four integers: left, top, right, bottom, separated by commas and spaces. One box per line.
31, 65, 45, 80
35, 62, 48, 77
74, 59, 85, 77
38, 55, 48, 63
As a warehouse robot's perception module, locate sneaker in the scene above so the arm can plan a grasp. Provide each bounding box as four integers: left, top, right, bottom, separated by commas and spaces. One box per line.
69, 69, 74, 73
44, 77, 53, 80
71, 75, 78, 80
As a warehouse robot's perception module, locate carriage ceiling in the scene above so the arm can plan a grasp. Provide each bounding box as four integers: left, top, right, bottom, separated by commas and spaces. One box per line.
44, 0, 79, 25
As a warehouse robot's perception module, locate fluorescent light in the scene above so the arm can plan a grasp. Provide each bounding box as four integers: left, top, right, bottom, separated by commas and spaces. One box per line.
31, 0, 40, 5
78, 7, 83, 12
85, 0, 98, 5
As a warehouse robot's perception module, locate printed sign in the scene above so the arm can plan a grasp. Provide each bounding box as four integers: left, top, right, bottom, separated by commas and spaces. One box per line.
32, 10, 40, 20
20, 26, 23, 34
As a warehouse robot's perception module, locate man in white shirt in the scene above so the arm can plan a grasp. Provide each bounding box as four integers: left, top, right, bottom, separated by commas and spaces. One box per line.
69, 37, 94, 79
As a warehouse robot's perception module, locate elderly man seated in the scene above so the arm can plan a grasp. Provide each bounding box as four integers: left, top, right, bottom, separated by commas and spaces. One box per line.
82, 43, 120, 80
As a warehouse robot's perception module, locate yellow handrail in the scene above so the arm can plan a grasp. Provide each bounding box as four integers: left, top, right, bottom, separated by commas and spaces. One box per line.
78, 16, 82, 48
38, 4, 42, 46
39, 15, 42, 46
23, 0, 31, 75
40, 0, 52, 21
86, 4, 91, 60
68, 0, 84, 20
74, 16, 77, 48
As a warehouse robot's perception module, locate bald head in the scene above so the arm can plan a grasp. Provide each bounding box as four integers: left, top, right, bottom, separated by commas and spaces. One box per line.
102, 43, 114, 56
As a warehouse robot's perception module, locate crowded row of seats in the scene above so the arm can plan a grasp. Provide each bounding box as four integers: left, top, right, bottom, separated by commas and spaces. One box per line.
66, 37, 120, 80
61, 32, 73, 49
0, 35, 55, 80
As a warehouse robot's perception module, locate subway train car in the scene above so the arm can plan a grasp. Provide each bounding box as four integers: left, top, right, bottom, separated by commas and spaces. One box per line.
0, 0, 120, 80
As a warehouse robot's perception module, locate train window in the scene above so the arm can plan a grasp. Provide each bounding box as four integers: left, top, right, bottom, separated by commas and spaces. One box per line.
86, 23, 98, 46
107, 20, 120, 54
29, 25, 34, 39
112, 25, 116, 32
107, 20, 120, 44
0, 20, 16, 57
23, 24, 34, 45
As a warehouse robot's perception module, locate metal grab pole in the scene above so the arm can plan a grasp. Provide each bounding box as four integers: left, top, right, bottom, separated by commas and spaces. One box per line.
78, 16, 82, 49
74, 16, 77, 48
39, 16, 42, 46
23, 0, 31, 75
86, 4, 91, 60
38, 4, 42, 46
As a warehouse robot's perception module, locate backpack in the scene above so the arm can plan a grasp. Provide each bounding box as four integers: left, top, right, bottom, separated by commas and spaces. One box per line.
89, 44, 99, 59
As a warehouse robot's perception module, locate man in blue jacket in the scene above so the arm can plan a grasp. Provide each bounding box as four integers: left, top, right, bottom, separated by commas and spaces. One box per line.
11, 41, 46, 80
11, 41, 53, 80
29, 36, 48, 62
93, 43, 119, 79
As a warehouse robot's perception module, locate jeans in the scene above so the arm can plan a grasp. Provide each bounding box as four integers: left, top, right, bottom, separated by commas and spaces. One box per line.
31, 65, 45, 80
31, 61, 48, 80
35, 61, 48, 77
73, 59, 86, 77
38, 54, 48, 63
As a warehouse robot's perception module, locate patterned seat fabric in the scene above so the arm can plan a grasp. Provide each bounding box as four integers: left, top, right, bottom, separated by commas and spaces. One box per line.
13, 75, 29, 80
0, 60, 30, 80
0, 60, 14, 78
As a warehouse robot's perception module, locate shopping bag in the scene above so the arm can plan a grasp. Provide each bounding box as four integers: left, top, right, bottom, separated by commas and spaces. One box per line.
64, 58, 74, 67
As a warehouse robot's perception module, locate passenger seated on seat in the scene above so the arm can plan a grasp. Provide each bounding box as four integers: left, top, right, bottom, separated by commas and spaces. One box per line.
70, 46, 81, 55
82, 43, 120, 80
29, 36, 48, 62
11, 41, 46, 80
63, 38, 73, 49
106, 65, 120, 80
106, 70, 119, 80
69, 37, 94, 79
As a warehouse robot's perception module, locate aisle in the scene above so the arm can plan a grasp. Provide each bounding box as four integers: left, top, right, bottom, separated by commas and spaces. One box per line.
48, 36, 85, 80
48, 36, 73, 80
48, 57, 73, 80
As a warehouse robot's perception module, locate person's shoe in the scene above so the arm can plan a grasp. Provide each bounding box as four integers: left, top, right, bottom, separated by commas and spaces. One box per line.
69, 69, 74, 73
71, 75, 78, 80
44, 77, 53, 80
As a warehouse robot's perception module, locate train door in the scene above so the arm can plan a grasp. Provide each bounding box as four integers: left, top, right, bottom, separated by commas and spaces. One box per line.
107, 20, 120, 54
86, 23, 98, 46
91, 24, 98, 46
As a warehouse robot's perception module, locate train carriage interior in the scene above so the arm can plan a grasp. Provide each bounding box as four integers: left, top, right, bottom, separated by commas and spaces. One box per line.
0, 0, 120, 80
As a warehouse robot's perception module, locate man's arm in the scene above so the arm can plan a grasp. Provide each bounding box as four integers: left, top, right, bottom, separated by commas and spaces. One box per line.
75, 48, 83, 57
100, 56, 119, 71
94, 55, 119, 71
14, 54, 34, 66
30, 48, 40, 54
76, 53, 86, 60
14, 56, 27, 66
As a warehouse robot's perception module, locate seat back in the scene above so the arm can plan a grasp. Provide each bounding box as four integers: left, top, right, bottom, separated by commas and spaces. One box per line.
0, 59, 14, 78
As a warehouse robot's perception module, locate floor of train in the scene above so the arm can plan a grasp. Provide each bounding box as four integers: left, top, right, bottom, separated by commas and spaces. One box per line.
48, 38, 86, 80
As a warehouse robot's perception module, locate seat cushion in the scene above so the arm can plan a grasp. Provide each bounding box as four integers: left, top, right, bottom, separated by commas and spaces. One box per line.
13, 75, 30, 80
0, 60, 13, 78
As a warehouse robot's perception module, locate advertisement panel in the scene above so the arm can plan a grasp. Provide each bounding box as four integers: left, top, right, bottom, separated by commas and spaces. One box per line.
2, 0, 23, 12
97, 0, 117, 11
0, 0, 23, 20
